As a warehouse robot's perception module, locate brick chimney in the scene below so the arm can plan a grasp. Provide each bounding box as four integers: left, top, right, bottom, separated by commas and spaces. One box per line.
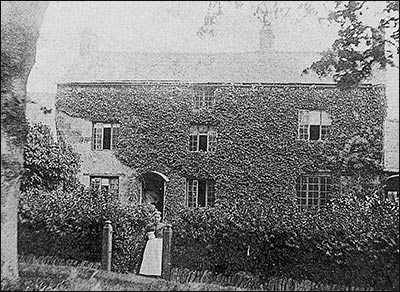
79, 27, 98, 56
259, 25, 275, 53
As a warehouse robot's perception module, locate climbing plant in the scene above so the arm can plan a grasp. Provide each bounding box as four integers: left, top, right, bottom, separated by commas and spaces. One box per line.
56, 82, 386, 219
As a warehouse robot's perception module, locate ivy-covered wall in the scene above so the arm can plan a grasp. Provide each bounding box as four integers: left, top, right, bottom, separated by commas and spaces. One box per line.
55, 82, 386, 219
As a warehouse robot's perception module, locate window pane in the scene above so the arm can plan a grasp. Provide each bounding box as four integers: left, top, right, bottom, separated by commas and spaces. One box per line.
309, 111, 321, 125
187, 180, 198, 207
93, 124, 103, 150
90, 178, 101, 190
111, 125, 120, 149
297, 175, 332, 208
321, 125, 331, 140
206, 181, 216, 207
199, 135, 208, 151
189, 126, 198, 134
310, 125, 320, 140
204, 88, 215, 107
321, 111, 332, 125
110, 178, 119, 194
198, 180, 206, 207
208, 130, 217, 152
189, 135, 198, 151
298, 110, 309, 125
103, 128, 111, 150
101, 178, 110, 186
193, 94, 203, 110
198, 125, 208, 133
299, 125, 309, 140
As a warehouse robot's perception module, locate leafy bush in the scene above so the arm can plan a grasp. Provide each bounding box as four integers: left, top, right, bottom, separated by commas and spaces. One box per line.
18, 188, 157, 273
21, 122, 81, 192
171, 193, 399, 290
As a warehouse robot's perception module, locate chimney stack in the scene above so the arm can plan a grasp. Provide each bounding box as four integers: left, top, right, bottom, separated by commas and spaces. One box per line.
259, 25, 275, 53
79, 27, 98, 56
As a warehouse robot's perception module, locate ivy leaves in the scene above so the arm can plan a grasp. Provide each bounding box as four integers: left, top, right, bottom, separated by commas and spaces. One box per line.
56, 83, 385, 219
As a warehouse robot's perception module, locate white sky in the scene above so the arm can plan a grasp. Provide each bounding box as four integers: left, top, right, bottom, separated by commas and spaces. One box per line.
27, 1, 341, 93
27, 0, 396, 104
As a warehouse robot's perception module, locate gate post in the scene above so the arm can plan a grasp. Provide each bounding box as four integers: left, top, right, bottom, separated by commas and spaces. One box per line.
162, 224, 172, 280
101, 220, 113, 272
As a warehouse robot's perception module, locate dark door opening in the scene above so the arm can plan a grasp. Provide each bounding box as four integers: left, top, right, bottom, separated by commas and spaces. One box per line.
141, 171, 168, 218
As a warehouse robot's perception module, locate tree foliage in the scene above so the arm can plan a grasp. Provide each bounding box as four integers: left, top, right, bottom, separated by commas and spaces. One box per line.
304, 1, 399, 88
199, 1, 399, 88
197, 1, 322, 36
21, 122, 81, 192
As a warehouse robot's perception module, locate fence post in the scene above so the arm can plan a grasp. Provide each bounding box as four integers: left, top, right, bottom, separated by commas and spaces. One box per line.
101, 220, 113, 272
162, 224, 172, 280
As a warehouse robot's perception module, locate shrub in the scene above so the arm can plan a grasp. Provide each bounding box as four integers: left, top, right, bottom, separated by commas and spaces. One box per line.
171, 193, 399, 290
21, 122, 81, 192
18, 188, 157, 273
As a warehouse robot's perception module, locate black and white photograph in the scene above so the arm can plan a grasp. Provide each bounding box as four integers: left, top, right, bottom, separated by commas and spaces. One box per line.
1, 1, 399, 291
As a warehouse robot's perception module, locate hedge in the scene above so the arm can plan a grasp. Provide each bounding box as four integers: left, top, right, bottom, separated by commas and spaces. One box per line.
170, 192, 399, 291
18, 188, 157, 273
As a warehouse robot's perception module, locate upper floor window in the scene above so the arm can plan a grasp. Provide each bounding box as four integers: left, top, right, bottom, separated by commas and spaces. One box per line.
298, 110, 332, 141
193, 87, 215, 110
93, 123, 120, 150
90, 176, 119, 194
189, 125, 217, 152
296, 174, 332, 209
186, 179, 216, 207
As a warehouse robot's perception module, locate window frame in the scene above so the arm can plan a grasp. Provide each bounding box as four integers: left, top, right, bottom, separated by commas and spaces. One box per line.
192, 87, 215, 110
188, 125, 217, 152
186, 179, 216, 207
298, 110, 332, 141
296, 174, 332, 209
90, 176, 119, 194
92, 122, 120, 150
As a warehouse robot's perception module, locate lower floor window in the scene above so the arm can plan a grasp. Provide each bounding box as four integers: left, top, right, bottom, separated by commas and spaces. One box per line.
90, 176, 119, 194
385, 191, 399, 203
186, 179, 215, 207
296, 175, 331, 208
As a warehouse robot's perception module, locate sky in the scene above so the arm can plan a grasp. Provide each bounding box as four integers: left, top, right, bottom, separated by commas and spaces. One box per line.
26, 1, 398, 122
27, 1, 342, 93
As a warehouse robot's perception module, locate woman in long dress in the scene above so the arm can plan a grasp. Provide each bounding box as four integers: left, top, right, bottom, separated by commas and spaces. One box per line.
139, 210, 166, 277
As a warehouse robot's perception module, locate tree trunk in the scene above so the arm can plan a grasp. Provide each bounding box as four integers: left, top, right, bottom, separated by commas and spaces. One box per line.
1, 1, 48, 282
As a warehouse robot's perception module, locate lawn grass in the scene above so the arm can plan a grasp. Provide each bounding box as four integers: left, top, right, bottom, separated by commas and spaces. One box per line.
1, 260, 245, 291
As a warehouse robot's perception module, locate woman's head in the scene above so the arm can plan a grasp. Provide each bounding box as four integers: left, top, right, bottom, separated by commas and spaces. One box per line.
152, 210, 162, 223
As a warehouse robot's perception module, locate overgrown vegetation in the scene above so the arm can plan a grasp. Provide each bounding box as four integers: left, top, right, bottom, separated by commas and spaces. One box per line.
21, 122, 81, 192
56, 83, 386, 219
171, 193, 399, 290
1, 260, 242, 291
18, 188, 156, 273
198, 1, 399, 89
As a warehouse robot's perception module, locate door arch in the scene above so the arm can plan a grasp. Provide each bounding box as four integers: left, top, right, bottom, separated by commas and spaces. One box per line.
138, 171, 169, 218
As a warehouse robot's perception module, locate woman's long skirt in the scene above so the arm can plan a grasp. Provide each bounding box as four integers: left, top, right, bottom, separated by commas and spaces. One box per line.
139, 238, 163, 276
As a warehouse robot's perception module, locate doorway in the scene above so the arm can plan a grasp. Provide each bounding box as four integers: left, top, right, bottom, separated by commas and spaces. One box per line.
139, 171, 169, 218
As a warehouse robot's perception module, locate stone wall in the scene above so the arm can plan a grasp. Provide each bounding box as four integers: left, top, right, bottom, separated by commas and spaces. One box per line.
55, 110, 137, 203
384, 119, 399, 173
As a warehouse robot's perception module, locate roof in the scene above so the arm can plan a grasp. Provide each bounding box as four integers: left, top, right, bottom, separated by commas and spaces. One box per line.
60, 50, 384, 85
